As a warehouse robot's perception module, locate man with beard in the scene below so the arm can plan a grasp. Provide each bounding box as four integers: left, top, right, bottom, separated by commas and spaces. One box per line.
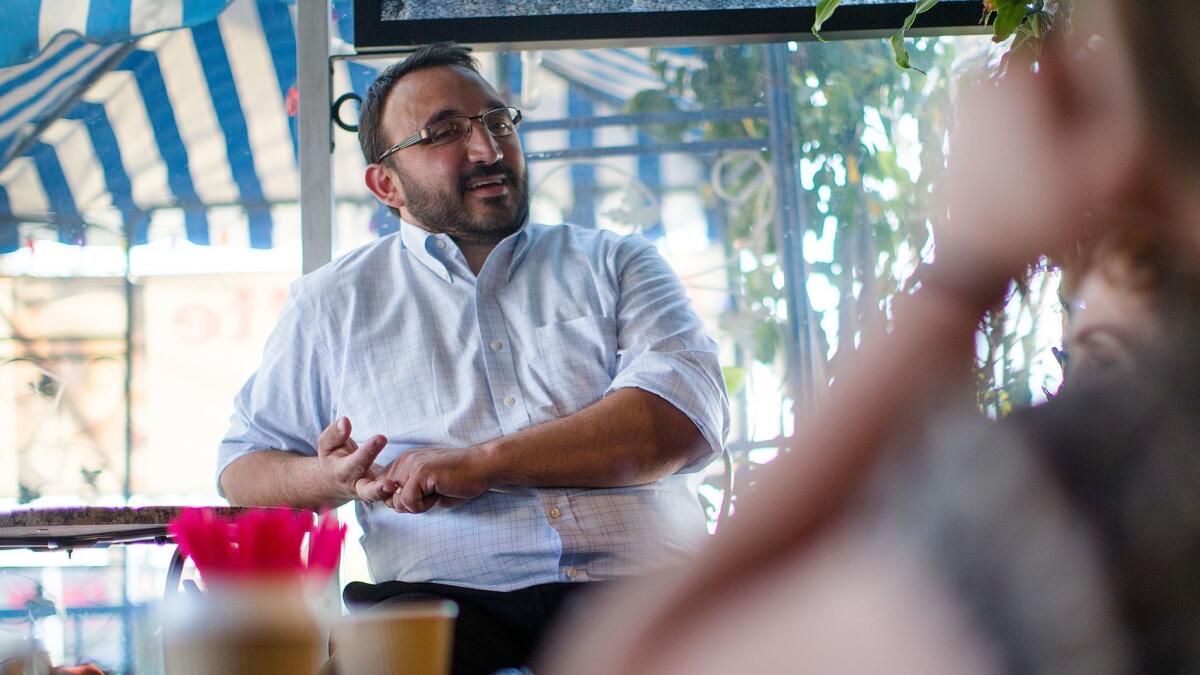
216, 43, 728, 675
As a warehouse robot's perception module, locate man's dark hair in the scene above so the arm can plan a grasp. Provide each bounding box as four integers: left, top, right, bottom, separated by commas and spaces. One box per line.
358, 42, 481, 165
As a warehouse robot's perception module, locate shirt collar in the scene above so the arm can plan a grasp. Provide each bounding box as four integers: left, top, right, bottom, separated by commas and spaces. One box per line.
397, 217, 535, 285
398, 218, 454, 282
507, 223, 536, 281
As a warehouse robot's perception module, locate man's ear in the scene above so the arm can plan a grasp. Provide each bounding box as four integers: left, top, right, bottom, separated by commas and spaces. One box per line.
365, 163, 407, 212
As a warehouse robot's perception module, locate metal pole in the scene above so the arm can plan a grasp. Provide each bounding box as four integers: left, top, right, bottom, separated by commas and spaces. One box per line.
299, 0, 334, 274
297, 0, 343, 637
121, 217, 136, 674
122, 226, 135, 501
765, 43, 818, 424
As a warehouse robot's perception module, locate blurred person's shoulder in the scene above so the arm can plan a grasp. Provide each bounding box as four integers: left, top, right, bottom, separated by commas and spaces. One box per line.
852, 401, 1132, 675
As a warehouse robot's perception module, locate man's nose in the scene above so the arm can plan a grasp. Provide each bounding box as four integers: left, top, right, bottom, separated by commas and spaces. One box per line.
465, 119, 504, 165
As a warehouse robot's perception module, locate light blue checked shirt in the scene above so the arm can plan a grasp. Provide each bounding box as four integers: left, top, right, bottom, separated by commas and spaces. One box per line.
218, 219, 729, 591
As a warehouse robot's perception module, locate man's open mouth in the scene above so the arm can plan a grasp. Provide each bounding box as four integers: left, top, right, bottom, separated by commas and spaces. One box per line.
466, 176, 509, 191
464, 174, 513, 199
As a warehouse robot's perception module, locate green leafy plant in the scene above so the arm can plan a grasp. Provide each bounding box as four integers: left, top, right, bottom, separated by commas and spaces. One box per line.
631, 32, 1067, 422
813, 0, 1060, 71
630, 38, 961, 393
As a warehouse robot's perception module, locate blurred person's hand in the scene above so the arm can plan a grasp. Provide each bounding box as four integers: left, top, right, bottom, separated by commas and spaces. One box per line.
934, 13, 1144, 307
317, 417, 399, 502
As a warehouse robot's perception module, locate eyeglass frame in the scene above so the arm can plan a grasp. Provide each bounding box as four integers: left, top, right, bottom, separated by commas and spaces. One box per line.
375, 106, 524, 163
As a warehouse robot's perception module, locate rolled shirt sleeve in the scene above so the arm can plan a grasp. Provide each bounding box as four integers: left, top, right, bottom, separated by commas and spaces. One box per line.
605, 240, 731, 472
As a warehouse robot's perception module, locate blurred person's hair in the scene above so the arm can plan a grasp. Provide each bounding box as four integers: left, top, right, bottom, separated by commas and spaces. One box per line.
1115, 0, 1200, 173
1058, 221, 1167, 308
357, 43, 481, 167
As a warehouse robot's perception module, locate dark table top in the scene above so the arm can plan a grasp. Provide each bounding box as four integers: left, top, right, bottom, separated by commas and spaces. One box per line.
0, 505, 272, 550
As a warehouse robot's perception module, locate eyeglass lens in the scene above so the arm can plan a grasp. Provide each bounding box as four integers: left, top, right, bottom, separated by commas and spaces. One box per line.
427, 108, 519, 146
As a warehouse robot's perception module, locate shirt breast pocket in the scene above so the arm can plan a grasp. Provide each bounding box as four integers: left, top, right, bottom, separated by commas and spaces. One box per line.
531, 315, 618, 417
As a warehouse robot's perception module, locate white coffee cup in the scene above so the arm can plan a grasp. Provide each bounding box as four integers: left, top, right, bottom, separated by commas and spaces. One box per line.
331, 600, 458, 675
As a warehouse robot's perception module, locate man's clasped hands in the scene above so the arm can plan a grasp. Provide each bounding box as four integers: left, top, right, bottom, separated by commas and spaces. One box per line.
318, 416, 494, 514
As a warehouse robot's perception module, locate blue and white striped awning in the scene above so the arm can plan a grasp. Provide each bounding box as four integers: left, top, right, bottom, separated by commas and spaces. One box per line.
0, 0, 688, 254
0, 0, 353, 253
0, 0, 231, 70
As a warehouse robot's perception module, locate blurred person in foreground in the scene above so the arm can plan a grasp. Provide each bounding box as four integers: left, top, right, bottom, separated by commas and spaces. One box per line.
216, 43, 728, 675
541, 1, 1200, 673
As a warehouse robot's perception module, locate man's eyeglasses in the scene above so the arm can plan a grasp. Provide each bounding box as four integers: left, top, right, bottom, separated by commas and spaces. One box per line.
377, 106, 523, 163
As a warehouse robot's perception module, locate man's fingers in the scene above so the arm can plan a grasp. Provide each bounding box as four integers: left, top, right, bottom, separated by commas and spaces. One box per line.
435, 496, 468, 509
317, 416, 352, 455
344, 434, 388, 475
397, 477, 433, 514
355, 477, 399, 502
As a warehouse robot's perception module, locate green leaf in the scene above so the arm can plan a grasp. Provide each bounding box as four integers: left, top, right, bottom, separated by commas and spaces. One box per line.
888, 0, 940, 72
625, 89, 689, 142
811, 0, 843, 42
992, 3, 1029, 42
721, 366, 748, 397
754, 323, 779, 364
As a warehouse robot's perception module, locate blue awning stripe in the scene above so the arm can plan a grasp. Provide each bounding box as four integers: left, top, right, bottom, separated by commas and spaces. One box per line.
0, 38, 87, 101
31, 142, 86, 244
333, 0, 354, 45
191, 20, 272, 248
0, 43, 118, 168
247, 206, 272, 249
67, 102, 147, 244
256, 0, 298, 160
0, 0, 233, 69
0, 44, 105, 128
86, 0, 134, 43
337, 0, 376, 102
184, 0, 230, 26
118, 49, 210, 245
0, 1, 45, 69
0, 187, 16, 252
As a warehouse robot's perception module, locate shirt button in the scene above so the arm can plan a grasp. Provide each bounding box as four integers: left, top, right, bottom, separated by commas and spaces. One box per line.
503, 396, 516, 407
490, 340, 504, 351
566, 567, 578, 579
435, 239, 447, 249
548, 507, 561, 520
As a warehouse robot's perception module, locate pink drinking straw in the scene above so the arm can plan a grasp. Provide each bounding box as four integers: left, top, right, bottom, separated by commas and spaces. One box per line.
168, 507, 346, 583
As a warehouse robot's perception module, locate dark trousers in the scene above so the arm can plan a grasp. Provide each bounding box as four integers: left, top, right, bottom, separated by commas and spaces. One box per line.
343, 580, 595, 675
